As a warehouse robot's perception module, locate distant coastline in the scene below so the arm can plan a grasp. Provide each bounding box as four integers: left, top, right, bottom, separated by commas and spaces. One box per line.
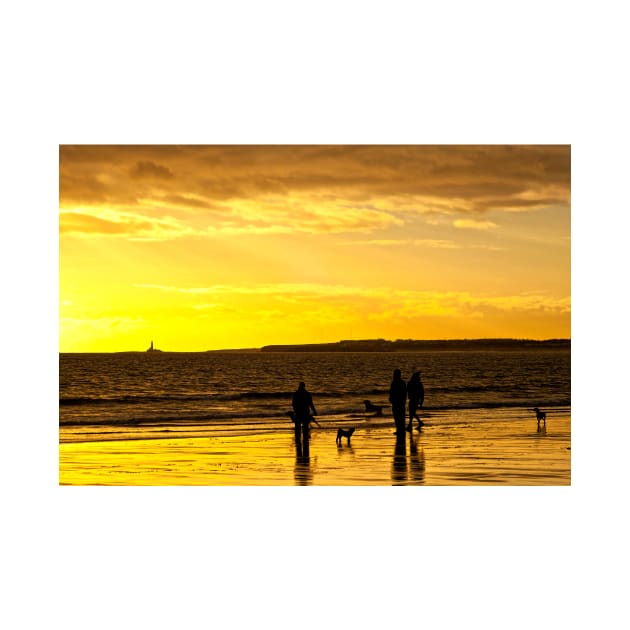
215, 338, 569, 353
61, 338, 570, 354
258, 338, 570, 352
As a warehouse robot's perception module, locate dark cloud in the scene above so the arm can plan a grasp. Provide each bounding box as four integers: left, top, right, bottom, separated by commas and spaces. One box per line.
161, 194, 226, 211
130, 161, 174, 180
59, 145, 571, 220
59, 173, 110, 205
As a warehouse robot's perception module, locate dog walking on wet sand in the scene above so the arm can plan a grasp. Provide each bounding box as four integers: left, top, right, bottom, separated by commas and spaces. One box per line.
336, 427, 355, 446
533, 407, 547, 431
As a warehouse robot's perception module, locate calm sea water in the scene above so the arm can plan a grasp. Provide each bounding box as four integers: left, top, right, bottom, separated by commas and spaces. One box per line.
60, 350, 570, 439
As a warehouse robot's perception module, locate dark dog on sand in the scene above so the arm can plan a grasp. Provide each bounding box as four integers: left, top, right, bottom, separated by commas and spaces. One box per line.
363, 400, 383, 416
336, 427, 355, 446
533, 407, 547, 431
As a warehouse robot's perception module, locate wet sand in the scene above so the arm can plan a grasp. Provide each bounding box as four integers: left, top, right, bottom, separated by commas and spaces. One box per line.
59, 413, 571, 485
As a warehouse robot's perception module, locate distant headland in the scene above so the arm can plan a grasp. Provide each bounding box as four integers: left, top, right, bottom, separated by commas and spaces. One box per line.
63, 337, 571, 354
257, 338, 570, 352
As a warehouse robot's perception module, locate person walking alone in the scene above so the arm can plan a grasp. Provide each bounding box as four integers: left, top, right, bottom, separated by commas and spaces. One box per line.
292, 381, 318, 456
389, 369, 407, 437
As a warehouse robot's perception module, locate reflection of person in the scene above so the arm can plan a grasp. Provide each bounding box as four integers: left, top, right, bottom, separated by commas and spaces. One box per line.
388, 369, 407, 436
409, 442, 426, 484
406, 370, 424, 431
391, 429, 426, 485
292, 382, 318, 455
294, 457, 313, 485
391, 437, 407, 485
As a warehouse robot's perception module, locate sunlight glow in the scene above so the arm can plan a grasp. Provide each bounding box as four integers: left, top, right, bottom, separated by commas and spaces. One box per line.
59, 145, 571, 351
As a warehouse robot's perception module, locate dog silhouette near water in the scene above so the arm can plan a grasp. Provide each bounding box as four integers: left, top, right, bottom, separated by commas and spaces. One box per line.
533, 407, 547, 432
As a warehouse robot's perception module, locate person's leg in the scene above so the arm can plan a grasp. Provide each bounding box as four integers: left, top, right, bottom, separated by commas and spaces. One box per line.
395, 406, 406, 436
302, 421, 310, 457
294, 421, 302, 457
407, 401, 417, 431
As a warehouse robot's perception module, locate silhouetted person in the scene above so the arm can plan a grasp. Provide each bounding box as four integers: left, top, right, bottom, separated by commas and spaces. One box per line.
292, 381, 318, 456
389, 369, 407, 436
406, 370, 425, 432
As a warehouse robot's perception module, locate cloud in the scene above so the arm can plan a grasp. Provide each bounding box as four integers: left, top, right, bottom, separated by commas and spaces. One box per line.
59, 208, 196, 241
338, 238, 459, 248
59, 145, 570, 239
133, 282, 570, 317
133, 282, 374, 297
191, 303, 222, 310
454, 219, 498, 230
60, 197, 403, 239
365, 292, 571, 323
130, 161, 174, 180
60, 315, 146, 332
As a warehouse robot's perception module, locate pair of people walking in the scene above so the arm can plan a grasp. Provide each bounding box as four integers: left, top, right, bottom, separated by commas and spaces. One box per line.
389, 368, 424, 436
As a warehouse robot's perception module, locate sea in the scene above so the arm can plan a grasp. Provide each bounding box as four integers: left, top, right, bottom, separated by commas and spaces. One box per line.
59, 349, 570, 442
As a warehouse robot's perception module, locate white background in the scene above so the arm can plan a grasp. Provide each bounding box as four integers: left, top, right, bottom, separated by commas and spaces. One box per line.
2, 1, 628, 628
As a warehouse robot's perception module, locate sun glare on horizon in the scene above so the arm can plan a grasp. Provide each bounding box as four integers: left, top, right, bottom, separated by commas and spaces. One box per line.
59, 145, 571, 352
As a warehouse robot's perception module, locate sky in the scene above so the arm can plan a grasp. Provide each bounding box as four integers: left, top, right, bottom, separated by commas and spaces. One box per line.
59, 145, 570, 352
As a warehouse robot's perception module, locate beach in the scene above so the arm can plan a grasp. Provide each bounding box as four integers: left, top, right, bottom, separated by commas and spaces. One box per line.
60, 350, 570, 485
59, 409, 571, 485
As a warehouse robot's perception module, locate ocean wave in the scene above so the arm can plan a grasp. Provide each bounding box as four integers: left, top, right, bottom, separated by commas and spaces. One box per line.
60, 394, 211, 406
59, 388, 392, 406
59, 383, 563, 407
59, 399, 570, 426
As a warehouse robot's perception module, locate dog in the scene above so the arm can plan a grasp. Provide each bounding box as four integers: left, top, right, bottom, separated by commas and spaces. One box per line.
533, 407, 547, 430
336, 427, 355, 446
364, 400, 383, 416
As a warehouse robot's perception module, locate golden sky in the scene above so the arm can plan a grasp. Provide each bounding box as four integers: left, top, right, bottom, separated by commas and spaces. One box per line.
59, 145, 570, 352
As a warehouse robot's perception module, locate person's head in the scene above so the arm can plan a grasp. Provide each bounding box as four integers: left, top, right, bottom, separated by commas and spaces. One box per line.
298, 381, 306, 390
393, 369, 401, 379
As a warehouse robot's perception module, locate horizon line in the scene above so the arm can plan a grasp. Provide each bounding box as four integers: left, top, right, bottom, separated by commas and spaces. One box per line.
59, 337, 571, 354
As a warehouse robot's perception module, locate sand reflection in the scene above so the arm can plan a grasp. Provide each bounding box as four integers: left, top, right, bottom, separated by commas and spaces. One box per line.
391, 433, 426, 485
294, 456, 313, 485
60, 414, 571, 485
